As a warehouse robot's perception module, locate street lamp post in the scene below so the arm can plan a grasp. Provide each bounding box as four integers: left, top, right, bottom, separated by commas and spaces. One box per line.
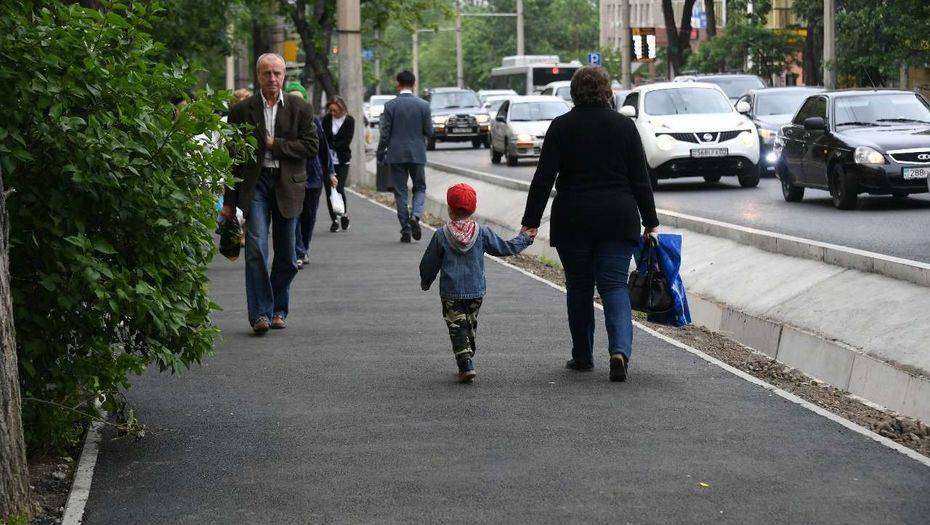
620, 0, 631, 89
337, 0, 364, 185
516, 0, 524, 56
456, 0, 464, 88
823, 0, 836, 89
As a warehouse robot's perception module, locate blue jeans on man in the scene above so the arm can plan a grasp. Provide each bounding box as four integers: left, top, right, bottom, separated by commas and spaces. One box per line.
244, 171, 298, 324
556, 239, 636, 363
295, 187, 323, 259
391, 163, 426, 233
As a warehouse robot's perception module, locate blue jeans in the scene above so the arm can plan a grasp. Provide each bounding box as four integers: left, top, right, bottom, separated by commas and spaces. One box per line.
390, 163, 426, 233
245, 171, 298, 324
556, 239, 636, 363
295, 186, 323, 259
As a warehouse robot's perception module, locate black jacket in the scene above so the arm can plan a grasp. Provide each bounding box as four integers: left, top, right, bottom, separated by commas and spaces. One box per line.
521, 106, 659, 246
322, 113, 355, 164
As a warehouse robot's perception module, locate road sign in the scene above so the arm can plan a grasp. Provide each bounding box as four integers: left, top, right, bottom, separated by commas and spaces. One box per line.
362, 49, 374, 62
587, 52, 602, 66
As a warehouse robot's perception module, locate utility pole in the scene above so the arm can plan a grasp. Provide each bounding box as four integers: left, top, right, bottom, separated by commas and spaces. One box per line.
823, 0, 836, 89
620, 0, 631, 89
337, 0, 364, 186
456, 0, 464, 88
516, 0, 524, 55
412, 31, 419, 94
374, 29, 382, 95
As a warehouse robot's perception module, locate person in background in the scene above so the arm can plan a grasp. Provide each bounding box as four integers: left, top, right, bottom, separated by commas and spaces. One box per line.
322, 96, 355, 232
232, 88, 252, 105
285, 82, 337, 269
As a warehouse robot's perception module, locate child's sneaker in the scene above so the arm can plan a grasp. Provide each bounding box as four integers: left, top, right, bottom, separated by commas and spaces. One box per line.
457, 358, 476, 383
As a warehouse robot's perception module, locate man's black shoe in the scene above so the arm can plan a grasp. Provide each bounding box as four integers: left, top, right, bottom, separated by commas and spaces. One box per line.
410, 217, 422, 241
330, 221, 339, 232
565, 359, 594, 371
340, 215, 350, 231
400, 232, 412, 243
609, 354, 628, 382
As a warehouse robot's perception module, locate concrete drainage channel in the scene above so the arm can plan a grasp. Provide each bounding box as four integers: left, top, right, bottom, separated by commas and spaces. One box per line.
363, 160, 930, 425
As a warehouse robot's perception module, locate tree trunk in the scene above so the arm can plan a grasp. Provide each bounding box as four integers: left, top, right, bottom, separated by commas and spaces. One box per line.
705, 0, 717, 39
251, 17, 275, 84
662, 0, 697, 76
287, 0, 339, 101
802, 23, 823, 86
0, 168, 31, 522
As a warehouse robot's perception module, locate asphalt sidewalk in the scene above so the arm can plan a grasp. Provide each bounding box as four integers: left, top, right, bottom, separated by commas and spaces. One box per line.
83, 192, 930, 524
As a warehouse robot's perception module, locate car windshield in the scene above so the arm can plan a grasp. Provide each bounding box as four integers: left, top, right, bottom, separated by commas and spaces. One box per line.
369, 96, 394, 106
704, 77, 765, 99
554, 86, 572, 102
645, 88, 733, 115
756, 91, 816, 116
430, 91, 480, 109
834, 93, 930, 127
509, 101, 569, 121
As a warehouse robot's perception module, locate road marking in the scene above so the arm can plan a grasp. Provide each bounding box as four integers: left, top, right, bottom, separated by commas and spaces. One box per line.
350, 187, 930, 468
62, 419, 104, 525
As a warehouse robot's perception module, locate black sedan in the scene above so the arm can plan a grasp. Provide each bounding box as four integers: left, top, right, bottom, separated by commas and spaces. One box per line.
736, 87, 824, 176
775, 89, 930, 209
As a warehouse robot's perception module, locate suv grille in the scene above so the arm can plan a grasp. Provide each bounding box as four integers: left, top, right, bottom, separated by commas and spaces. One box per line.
889, 150, 930, 163
446, 114, 477, 127
663, 130, 745, 144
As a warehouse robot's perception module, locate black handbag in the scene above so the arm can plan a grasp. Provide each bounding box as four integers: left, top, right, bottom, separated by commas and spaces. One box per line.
628, 238, 674, 315
376, 162, 394, 192
219, 216, 243, 261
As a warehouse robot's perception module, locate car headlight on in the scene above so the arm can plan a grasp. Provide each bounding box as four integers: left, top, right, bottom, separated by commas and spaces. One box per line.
758, 128, 776, 141
739, 130, 755, 147
475, 114, 490, 124
432, 115, 447, 125
515, 133, 533, 144
655, 134, 675, 151
854, 146, 885, 165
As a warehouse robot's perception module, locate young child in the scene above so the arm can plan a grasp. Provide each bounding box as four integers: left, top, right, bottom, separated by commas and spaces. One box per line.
420, 183, 535, 383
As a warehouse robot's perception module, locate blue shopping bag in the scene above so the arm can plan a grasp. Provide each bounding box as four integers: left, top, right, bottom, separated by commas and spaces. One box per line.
634, 234, 691, 327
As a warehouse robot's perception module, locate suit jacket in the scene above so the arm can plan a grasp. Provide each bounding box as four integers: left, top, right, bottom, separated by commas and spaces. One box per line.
377, 93, 432, 165
224, 92, 318, 219
322, 113, 355, 165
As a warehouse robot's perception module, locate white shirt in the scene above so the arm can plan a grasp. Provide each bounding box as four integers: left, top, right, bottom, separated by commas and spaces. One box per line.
261, 90, 284, 168
399, 89, 413, 95
331, 115, 346, 136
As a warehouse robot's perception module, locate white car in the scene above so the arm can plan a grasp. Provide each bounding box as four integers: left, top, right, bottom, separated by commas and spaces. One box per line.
490, 95, 570, 166
365, 95, 395, 127
477, 89, 517, 105
619, 82, 760, 188
539, 81, 573, 105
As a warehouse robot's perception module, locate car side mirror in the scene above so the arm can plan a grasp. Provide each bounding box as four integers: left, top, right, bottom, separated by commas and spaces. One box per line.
620, 105, 637, 118
495, 114, 506, 122
735, 100, 751, 114
803, 116, 827, 131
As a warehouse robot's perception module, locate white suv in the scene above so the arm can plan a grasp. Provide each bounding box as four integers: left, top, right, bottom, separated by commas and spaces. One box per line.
619, 82, 760, 188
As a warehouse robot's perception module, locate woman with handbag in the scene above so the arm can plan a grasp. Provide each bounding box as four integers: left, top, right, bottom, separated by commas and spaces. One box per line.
322, 96, 355, 232
520, 66, 659, 382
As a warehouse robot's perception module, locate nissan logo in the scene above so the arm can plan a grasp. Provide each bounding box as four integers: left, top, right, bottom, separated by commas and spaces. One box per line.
703, 133, 714, 141
918, 153, 930, 161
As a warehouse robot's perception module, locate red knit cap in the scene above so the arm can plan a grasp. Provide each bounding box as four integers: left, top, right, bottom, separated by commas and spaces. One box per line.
447, 183, 477, 215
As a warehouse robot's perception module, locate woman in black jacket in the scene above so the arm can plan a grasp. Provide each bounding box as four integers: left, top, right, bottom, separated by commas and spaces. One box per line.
521, 66, 659, 382
322, 96, 355, 231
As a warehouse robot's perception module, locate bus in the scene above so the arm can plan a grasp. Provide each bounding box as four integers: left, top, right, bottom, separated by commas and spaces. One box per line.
489, 55, 581, 95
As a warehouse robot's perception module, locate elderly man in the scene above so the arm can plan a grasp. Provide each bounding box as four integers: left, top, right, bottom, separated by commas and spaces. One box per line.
221, 53, 318, 333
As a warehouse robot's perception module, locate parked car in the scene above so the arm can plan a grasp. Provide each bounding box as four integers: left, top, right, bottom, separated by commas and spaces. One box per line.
775, 89, 930, 209
490, 95, 570, 166
736, 87, 825, 176
365, 94, 395, 127
539, 80, 573, 105
674, 74, 767, 104
620, 82, 760, 188
477, 89, 517, 106
425, 87, 492, 150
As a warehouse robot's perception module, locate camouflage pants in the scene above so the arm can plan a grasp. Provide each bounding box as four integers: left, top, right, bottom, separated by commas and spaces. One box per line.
441, 298, 483, 362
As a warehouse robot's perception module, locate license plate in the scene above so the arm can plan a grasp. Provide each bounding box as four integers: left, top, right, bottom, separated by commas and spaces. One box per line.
451, 127, 471, 134
691, 148, 728, 158
902, 167, 930, 180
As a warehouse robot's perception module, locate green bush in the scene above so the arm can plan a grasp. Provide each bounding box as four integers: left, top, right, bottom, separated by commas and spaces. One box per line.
0, 1, 250, 449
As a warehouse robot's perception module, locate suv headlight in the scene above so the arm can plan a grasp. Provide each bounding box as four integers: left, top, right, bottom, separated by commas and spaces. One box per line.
476, 114, 490, 124
758, 128, 775, 141
432, 115, 447, 125
655, 134, 675, 151
738, 130, 755, 147
854, 146, 885, 165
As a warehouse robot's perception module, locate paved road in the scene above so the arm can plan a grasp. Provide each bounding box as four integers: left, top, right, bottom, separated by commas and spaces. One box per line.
430, 143, 930, 262
83, 194, 930, 523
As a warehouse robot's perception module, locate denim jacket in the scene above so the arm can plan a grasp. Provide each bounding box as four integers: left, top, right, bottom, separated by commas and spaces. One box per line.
420, 224, 533, 299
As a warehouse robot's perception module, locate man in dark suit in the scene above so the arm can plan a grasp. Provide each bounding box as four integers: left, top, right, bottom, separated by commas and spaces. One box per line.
376, 71, 432, 243
221, 53, 318, 333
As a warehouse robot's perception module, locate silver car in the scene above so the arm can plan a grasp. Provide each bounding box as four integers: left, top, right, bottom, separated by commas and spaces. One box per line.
490, 96, 570, 166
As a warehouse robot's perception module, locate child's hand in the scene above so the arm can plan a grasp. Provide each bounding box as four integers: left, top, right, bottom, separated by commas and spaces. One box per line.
520, 226, 538, 240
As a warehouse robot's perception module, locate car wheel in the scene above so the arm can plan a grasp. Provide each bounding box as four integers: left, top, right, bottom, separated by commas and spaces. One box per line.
505, 140, 518, 166
778, 164, 804, 202
738, 166, 760, 188
490, 146, 502, 164
829, 164, 858, 210
471, 139, 481, 149
427, 137, 436, 151
703, 174, 721, 183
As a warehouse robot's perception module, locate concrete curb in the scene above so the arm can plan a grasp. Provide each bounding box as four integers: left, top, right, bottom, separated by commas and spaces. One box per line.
368, 162, 930, 424
426, 160, 930, 288
62, 419, 104, 525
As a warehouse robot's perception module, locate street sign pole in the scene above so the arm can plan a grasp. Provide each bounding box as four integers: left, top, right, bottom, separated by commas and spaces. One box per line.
620, 0, 631, 89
